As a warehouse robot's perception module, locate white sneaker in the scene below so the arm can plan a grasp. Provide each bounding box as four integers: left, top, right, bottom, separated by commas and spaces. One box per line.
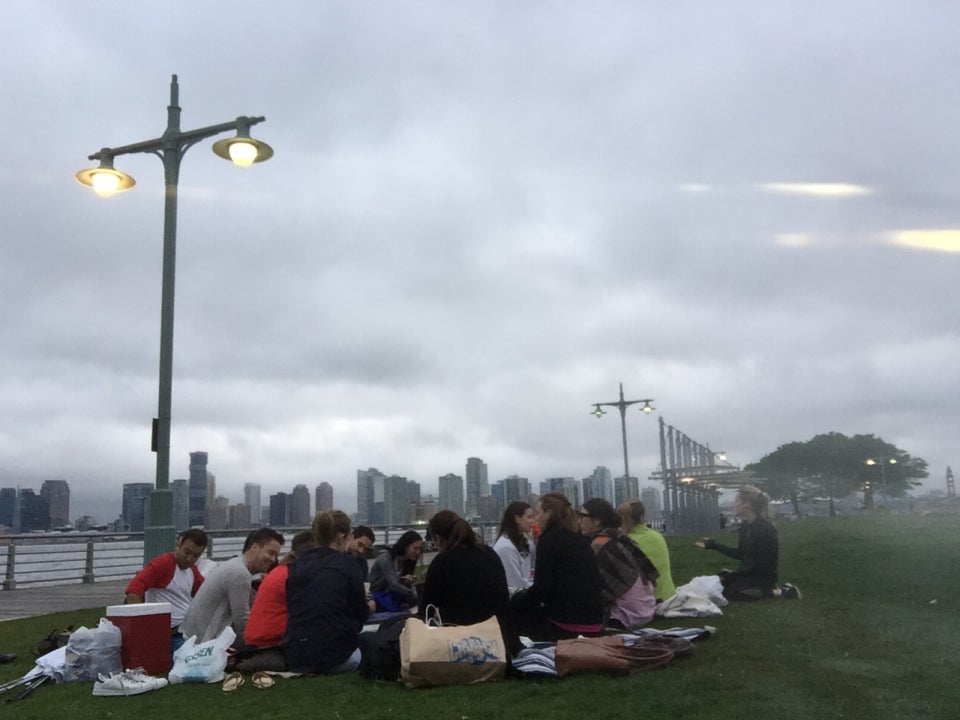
92, 668, 168, 696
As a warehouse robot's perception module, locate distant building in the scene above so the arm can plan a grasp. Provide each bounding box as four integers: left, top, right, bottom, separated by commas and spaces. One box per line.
228, 503, 251, 529
122, 483, 153, 532
544, 477, 581, 508
357, 468, 386, 525
244, 483, 262, 526
18, 489, 51, 532
438, 473, 464, 514
0, 487, 17, 529
583, 467, 614, 504
477, 494, 499, 522
465, 457, 489, 517
502, 475, 530, 506
290, 484, 311, 526
188, 452, 208, 527
207, 496, 229, 530
315, 482, 333, 513
40, 480, 70, 527
171, 479, 189, 530
614, 475, 640, 507
204, 473, 218, 528
384, 475, 409, 525
269, 492, 289, 527
640, 486, 662, 521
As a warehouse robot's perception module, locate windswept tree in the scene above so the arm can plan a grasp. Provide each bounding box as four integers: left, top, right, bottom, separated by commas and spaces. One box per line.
746, 432, 927, 516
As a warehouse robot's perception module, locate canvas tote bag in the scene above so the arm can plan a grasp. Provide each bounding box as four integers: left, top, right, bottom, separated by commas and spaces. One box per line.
399, 608, 506, 688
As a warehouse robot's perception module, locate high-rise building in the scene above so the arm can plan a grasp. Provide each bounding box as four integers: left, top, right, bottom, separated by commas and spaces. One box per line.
122, 483, 153, 532
383, 475, 409, 525
615, 475, 640, 507
228, 503, 251, 529
40, 480, 70, 527
17, 489, 50, 532
357, 468, 385, 525
0, 487, 18, 528
438, 473, 464, 514
640, 486, 662, 521
477, 494, 499, 522
502, 475, 530, 505
207, 496, 229, 530
544, 477, 580, 508
188, 452, 208, 527
589, 466, 614, 504
204, 472, 218, 528
290, 484, 311, 526
315, 482, 333, 513
465, 457, 488, 517
269, 492, 289, 527
171, 479, 189, 530
244, 483, 262, 526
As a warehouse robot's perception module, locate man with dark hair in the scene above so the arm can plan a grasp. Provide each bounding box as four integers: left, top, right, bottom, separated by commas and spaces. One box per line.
347, 526, 375, 582
181, 528, 284, 645
125, 528, 209, 642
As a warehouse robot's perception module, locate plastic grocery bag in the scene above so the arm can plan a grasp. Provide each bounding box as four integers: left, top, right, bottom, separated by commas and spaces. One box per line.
168, 626, 236, 684
61, 618, 123, 682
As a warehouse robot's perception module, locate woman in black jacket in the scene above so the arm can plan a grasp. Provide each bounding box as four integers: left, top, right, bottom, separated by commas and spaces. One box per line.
510, 492, 604, 641
697, 485, 779, 600
283, 510, 371, 674
421, 510, 519, 656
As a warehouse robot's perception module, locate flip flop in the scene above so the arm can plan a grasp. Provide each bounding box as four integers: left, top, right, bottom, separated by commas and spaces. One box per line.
252, 671, 275, 689
221, 671, 244, 692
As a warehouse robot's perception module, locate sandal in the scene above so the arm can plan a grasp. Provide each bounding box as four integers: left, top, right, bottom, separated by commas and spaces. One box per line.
221, 671, 244, 692
252, 671, 275, 689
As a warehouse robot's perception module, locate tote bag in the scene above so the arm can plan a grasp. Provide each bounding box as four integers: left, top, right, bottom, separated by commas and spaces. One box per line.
399, 608, 506, 688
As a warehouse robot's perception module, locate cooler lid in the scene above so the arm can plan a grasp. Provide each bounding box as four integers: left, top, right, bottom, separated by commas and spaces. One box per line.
106, 602, 172, 616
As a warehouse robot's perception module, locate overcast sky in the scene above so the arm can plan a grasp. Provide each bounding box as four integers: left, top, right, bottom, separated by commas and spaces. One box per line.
2, 2, 957, 522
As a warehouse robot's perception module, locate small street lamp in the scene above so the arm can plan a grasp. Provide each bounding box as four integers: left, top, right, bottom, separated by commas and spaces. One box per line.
76, 75, 273, 562
591, 382, 655, 482
865, 457, 897, 501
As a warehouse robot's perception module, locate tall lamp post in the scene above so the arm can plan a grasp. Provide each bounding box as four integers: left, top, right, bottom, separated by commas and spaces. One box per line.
76, 75, 273, 562
591, 382, 655, 482
865, 457, 897, 502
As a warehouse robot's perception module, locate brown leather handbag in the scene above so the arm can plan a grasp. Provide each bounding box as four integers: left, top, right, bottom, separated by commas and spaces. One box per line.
554, 635, 682, 677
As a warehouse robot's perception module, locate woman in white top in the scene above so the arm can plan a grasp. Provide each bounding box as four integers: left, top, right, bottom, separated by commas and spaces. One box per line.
493, 501, 536, 590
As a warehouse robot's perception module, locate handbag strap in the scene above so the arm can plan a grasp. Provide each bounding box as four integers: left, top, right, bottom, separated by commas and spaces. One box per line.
424, 604, 443, 627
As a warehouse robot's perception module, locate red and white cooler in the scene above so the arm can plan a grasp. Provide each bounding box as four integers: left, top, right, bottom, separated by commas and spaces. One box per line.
106, 602, 172, 675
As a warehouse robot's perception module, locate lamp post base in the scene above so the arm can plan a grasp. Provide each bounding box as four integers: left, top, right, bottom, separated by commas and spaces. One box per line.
143, 525, 177, 565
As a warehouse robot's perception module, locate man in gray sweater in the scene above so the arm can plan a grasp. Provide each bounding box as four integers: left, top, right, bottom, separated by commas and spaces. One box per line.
181, 528, 284, 645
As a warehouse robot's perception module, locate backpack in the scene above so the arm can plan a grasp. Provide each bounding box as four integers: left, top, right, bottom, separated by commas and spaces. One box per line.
357, 615, 408, 681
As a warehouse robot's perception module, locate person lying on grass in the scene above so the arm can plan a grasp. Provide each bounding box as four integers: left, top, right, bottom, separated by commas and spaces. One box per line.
696, 485, 779, 601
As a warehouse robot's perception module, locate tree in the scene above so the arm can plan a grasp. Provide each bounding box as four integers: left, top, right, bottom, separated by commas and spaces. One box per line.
745, 432, 927, 516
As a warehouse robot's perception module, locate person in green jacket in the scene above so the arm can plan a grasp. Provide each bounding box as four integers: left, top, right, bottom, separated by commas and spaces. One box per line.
617, 500, 676, 603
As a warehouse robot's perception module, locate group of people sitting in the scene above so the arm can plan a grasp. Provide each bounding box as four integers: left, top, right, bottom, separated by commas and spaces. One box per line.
123, 484, 786, 677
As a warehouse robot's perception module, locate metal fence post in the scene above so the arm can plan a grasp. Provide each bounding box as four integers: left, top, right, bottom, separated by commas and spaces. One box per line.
3, 544, 15, 590
82, 540, 96, 584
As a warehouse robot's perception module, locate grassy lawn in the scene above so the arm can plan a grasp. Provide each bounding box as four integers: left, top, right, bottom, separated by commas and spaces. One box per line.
2, 514, 959, 719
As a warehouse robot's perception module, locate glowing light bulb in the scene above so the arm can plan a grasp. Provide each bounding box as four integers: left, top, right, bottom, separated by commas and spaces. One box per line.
92, 171, 121, 197
228, 141, 258, 167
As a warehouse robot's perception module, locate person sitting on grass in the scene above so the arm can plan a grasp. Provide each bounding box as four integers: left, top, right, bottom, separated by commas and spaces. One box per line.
510, 492, 604, 641
236, 530, 319, 672
368, 530, 423, 611
617, 500, 677, 602
124, 528, 208, 654
347, 526, 376, 583
696, 485, 783, 601
180, 528, 284, 645
421, 510, 520, 655
493, 501, 537, 591
283, 510, 372, 675
578, 498, 659, 630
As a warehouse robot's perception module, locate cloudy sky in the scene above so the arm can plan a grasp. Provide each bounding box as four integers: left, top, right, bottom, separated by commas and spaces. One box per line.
2, 2, 957, 522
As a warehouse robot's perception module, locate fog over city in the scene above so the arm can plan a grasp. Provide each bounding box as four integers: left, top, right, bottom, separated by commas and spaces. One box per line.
2, 2, 957, 522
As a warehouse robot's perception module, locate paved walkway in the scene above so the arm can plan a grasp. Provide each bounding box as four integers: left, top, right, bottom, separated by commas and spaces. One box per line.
0, 581, 128, 623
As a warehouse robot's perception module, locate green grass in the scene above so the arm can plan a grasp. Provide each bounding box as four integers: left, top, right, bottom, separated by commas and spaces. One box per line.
3, 514, 960, 719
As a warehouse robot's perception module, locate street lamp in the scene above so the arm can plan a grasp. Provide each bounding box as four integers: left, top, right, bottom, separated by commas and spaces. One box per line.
865, 457, 897, 501
591, 382, 655, 482
76, 75, 273, 563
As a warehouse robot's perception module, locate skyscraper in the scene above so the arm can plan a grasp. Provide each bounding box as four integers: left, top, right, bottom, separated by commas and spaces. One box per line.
315, 482, 333, 513
583, 466, 614, 504
357, 468, 385, 524
290, 484, 311, 526
465, 457, 488, 518
615, 475, 640, 507
438, 473, 464, 514
188, 452, 208, 527
502, 475, 530, 505
40, 480, 70, 527
171, 478, 189, 530
383, 475, 409, 525
122, 483, 154, 532
17, 489, 50, 532
244, 483, 262, 526
0, 488, 16, 528
204, 472, 218, 528
544, 477, 580, 508
269, 492, 289, 527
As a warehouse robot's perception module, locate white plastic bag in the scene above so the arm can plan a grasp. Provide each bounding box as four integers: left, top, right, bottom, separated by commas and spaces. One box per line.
168, 626, 236, 684
61, 618, 123, 682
